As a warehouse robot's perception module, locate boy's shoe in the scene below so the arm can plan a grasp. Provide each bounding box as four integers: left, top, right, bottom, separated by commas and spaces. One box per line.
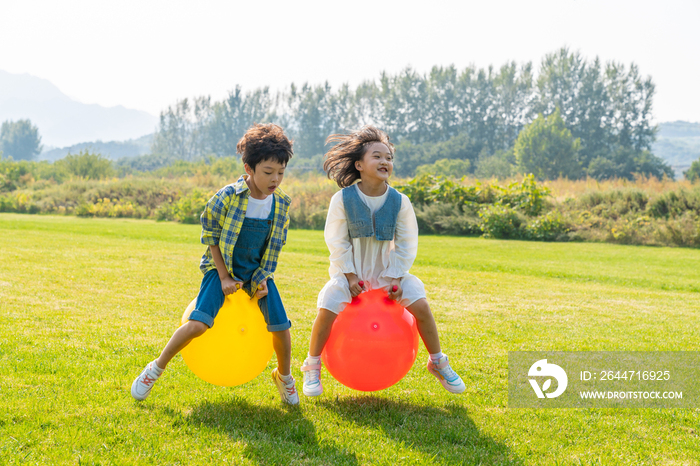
271, 369, 300, 405
131, 361, 163, 401
301, 357, 323, 397
427, 355, 466, 394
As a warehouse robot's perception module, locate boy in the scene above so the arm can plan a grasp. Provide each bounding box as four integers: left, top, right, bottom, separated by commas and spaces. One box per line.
131, 123, 298, 404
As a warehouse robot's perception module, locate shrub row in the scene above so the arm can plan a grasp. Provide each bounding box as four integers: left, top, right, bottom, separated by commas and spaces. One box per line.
1, 153, 699, 247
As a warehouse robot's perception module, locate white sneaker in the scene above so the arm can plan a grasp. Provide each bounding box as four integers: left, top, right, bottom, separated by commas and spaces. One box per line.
272, 369, 300, 405
301, 357, 323, 397
427, 355, 466, 394
131, 361, 163, 401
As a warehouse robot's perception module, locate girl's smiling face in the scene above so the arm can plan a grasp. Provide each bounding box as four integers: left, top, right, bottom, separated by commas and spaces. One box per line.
355, 142, 393, 182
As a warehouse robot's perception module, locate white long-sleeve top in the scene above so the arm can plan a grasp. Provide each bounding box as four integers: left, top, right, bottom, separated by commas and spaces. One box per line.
318, 184, 426, 314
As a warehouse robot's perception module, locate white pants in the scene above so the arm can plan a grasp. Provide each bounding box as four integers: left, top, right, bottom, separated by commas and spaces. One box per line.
317, 273, 426, 314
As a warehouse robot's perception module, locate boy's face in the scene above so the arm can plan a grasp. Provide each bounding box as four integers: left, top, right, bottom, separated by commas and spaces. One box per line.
244, 158, 286, 199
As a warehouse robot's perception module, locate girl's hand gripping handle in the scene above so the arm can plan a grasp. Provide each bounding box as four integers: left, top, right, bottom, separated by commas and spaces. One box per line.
345, 273, 365, 298
387, 279, 402, 301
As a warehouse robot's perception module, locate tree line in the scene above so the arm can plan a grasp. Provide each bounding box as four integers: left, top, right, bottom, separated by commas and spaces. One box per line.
151, 47, 672, 180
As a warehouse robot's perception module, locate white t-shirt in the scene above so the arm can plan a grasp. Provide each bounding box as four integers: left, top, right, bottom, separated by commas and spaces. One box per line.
246, 194, 273, 219
354, 183, 389, 215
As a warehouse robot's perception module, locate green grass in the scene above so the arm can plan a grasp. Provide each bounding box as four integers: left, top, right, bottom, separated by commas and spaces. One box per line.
2, 213, 700, 465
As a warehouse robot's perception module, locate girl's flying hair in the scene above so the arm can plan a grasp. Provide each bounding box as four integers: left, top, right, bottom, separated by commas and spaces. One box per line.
323, 126, 395, 188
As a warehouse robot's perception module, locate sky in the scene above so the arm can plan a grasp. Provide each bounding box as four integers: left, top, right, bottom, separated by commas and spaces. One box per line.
1, 0, 699, 124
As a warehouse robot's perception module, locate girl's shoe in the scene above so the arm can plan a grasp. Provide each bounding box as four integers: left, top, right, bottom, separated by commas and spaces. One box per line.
131, 361, 163, 401
427, 355, 466, 394
301, 357, 323, 396
271, 369, 300, 405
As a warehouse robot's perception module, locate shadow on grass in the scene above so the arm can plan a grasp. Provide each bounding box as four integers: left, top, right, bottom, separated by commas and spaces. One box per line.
318, 396, 522, 465
171, 396, 358, 465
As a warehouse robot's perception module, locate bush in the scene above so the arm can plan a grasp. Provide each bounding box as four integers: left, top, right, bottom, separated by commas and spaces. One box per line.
2, 153, 699, 248
172, 189, 212, 224
415, 159, 471, 178
648, 189, 700, 218
55, 151, 114, 180
0, 191, 40, 213
524, 211, 569, 241
285, 176, 336, 230
576, 188, 649, 218
478, 205, 526, 239
414, 203, 481, 235
499, 174, 551, 216
656, 212, 700, 247
75, 198, 142, 218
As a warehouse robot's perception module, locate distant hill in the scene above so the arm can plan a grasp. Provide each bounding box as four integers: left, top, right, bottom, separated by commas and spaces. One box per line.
653, 121, 700, 178
39, 133, 154, 162
0, 70, 158, 148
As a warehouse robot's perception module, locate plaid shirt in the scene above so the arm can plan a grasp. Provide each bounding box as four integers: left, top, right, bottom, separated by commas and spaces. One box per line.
200, 175, 291, 297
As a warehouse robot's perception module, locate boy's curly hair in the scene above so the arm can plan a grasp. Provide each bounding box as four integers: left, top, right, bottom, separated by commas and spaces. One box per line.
237, 123, 293, 170
323, 126, 394, 188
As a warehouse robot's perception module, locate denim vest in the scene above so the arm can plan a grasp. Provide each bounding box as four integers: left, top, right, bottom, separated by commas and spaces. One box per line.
342, 184, 402, 241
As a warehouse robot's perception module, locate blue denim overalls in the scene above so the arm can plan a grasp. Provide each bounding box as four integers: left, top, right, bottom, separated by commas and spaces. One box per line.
231, 196, 290, 332
190, 196, 291, 332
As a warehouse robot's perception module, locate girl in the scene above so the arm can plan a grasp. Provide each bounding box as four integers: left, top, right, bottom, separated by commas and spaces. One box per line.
301, 126, 465, 396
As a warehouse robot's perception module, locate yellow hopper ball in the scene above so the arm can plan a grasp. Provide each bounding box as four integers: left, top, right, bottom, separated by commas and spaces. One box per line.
180, 290, 273, 387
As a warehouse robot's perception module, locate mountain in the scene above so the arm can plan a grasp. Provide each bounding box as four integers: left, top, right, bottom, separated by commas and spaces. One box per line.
0, 70, 158, 148
652, 121, 700, 178
39, 133, 154, 162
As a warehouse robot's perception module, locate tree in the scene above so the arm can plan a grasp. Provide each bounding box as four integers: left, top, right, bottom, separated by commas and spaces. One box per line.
587, 146, 673, 180
474, 149, 516, 179
393, 133, 480, 177
207, 86, 276, 157
287, 82, 336, 158
685, 159, 700, 183
151, 99, 197, 160
534, 48, 657, 168
0, 119, 43, 161
144, 48, 660, 173
514, 109, 582, 179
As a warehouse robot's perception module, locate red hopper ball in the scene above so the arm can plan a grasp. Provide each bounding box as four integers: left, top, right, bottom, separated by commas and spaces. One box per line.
358, 281, 364, 288
392, 285, 398, 292
322, 289, 419, 391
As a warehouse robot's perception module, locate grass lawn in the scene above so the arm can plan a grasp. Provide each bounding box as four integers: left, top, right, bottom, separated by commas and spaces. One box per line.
2, 213, 700, 465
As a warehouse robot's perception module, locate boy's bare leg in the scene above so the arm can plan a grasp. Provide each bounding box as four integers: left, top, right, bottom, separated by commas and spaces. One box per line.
308, 308, 338, 357
271, 329, 291, 375
271, 328, 299, 404
406, 298, 441, 354
155, 320, 208, 369
132, 319, 207, 400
